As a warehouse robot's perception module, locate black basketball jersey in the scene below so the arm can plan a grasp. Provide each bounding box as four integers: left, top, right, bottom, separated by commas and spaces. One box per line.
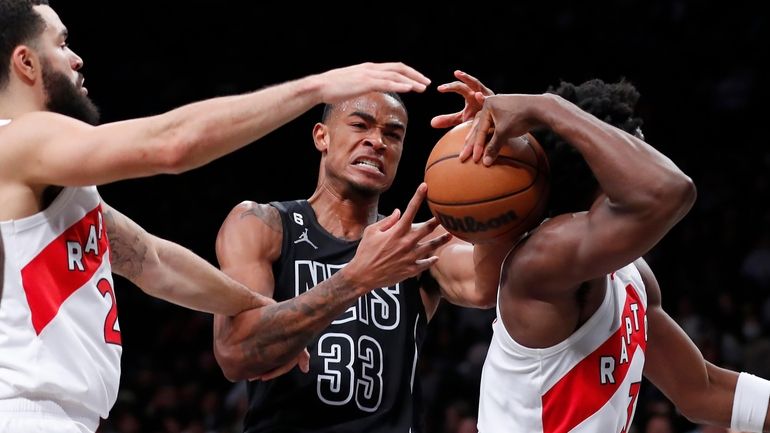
243, 200, 428, 433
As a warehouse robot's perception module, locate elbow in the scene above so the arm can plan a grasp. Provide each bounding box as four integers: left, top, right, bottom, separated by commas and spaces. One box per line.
154, 132, 195, 174
677, 403, 710, 426
665, 173, 697, 216
214, 342, 252, 382
679, 175, 697, 213
151, 116, 205, 175
643, 173, 697, 222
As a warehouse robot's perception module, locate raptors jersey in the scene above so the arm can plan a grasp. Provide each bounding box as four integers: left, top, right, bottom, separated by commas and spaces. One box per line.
0, 184, 121, 432
478, 263, 647, 433
244, 200, 427, 433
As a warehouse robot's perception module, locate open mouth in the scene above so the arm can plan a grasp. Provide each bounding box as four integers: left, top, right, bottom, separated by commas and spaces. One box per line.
352, 156, 384, 175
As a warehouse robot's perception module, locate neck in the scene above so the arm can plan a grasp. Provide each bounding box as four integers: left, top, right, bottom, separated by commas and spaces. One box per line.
0, 84, 45, 119
308, 182, 380, 241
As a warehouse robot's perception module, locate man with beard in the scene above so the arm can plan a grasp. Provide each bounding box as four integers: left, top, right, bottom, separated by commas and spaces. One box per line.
0, 1, 437, 432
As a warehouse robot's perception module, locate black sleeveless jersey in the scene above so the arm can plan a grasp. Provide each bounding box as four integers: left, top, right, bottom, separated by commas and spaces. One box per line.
243, 200, 428, 433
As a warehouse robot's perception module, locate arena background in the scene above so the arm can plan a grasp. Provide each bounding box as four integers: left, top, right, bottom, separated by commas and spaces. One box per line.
53, 2, 768, 432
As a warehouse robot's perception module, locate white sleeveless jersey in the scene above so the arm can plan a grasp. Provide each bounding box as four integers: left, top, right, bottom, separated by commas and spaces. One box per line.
0, 178, 121, 431
478, 263, 647, 433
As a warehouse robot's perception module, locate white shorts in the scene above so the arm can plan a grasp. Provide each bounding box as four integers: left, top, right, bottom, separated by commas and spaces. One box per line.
0, 416, 93, 433
0, 398, 96, 433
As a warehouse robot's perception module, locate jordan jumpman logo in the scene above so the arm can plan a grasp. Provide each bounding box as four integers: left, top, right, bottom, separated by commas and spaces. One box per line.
294, 228, 318, 249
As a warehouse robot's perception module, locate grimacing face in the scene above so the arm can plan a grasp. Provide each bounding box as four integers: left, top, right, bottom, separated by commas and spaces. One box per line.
317, 92, 407, 197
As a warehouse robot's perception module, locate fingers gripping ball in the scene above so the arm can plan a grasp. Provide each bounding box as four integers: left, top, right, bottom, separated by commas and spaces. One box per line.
424, 121, 550, 243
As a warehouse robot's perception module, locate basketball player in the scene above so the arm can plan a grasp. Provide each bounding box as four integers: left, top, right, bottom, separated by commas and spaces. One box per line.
440, 73, 770, 432
0, 1, 432, 431
212, 88, 508, 432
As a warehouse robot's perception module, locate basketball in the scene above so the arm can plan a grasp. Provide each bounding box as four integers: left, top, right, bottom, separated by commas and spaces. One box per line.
424, 121, 550, 244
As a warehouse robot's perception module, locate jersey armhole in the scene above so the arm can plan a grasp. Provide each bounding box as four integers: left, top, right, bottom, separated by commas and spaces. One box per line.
268, 201, 290, 279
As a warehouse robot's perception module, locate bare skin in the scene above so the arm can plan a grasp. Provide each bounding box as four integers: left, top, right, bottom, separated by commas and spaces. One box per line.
213, 89, 500, 382
0, 4, 432, 316
452, 73, 767, 430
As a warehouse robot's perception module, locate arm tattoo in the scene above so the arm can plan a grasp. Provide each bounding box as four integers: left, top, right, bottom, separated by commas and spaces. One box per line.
103, 207, 149, 280
239, 203, 282, 233
234, 272, 360, 372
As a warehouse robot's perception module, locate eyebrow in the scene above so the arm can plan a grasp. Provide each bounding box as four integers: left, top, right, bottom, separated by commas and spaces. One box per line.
60, 28, 69, 39
349, 111, 406, 131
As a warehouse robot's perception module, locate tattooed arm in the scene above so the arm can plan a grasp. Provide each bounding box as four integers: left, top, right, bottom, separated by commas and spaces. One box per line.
213, 185, 451, 380
102, 202, 271, 316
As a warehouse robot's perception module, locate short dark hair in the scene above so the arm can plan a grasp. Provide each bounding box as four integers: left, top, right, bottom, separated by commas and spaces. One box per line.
533, 78, 644, 217
0, 0, 50, 89
320, 91, 407, 123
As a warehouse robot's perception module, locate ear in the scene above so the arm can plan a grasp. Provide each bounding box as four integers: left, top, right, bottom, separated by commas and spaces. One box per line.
312, 122, 329, 153
11, 45, 40, 84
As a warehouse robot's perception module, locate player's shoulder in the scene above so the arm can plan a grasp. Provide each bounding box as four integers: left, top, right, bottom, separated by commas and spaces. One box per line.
3, 111, 82, 135
217, 200, 283, 260
503, 213, 587, 289
221, 200, 283, 235
0, 112, 84, 154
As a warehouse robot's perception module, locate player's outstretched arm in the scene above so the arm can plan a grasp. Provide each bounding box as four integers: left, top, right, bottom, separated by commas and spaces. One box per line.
2, 62, 430, 188
640, 258, 770, 432
213, 184, 452, 380
101, 203, 271, 316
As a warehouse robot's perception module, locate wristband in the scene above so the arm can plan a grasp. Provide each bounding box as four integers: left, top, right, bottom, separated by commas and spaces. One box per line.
731, 372, 770, 433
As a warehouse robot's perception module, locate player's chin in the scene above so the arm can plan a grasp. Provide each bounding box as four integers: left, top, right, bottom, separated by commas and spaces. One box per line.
349, 178, 390, 197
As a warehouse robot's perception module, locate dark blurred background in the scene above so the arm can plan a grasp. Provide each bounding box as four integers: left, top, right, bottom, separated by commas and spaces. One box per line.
52, 1, 769, 432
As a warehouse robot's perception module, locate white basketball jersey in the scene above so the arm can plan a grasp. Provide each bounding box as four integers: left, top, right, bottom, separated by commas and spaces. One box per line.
0, 179, 121, 431
478, 263, 647, 433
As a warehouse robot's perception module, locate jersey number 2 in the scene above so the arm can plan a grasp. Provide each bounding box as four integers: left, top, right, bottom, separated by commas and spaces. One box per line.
96, 278, 122, 345
317, 333, 383, 412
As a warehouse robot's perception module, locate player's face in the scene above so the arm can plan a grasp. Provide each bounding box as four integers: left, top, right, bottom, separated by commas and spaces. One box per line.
34, 6, 99, 124
322, 93, 406, 196
34, 6, 86, 96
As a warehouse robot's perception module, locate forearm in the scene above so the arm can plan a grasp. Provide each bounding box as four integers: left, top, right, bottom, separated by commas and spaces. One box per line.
131, 237, 269, 315
427, 240, 511, 309
540, 95, 694, 211
216, 268, 370, 378
472, 241, 514, 304
678, 364, 770, 432
154, 76, 323, 173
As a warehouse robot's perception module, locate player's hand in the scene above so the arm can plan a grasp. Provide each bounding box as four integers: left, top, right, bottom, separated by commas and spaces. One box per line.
460, 94, 542, 166
251, 349, 310, 381
343, 183, 452, 289
316, 62, 430, 104
431, 70, 494, 129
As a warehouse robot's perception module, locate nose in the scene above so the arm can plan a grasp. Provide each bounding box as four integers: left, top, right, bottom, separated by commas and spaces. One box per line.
71, 50, 84, 71
365, 130, 386, 152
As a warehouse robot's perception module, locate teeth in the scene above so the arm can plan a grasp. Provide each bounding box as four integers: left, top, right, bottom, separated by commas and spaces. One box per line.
355, 161, 380, 171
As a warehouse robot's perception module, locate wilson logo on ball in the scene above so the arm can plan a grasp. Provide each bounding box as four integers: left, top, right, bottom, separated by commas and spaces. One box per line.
424, 121, 550, 244
436, 211, 518, 233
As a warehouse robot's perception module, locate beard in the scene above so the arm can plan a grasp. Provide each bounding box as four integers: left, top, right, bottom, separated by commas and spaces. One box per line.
42, 62, 100, 125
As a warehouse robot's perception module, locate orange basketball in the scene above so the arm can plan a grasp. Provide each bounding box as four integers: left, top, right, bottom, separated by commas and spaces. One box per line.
424, 121, 550, 244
